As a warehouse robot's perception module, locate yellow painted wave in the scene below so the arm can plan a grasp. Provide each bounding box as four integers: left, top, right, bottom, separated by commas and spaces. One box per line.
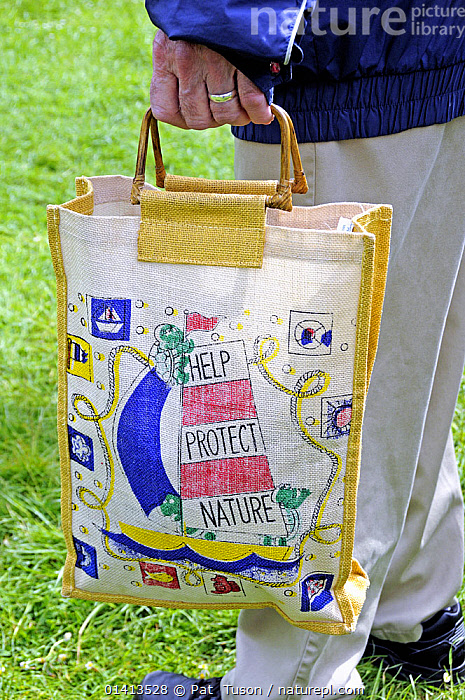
119, 522, 295, 562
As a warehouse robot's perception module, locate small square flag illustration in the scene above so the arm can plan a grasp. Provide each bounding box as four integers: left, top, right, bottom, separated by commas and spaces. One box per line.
68, 425, 94, 470
89, 297, 131, 341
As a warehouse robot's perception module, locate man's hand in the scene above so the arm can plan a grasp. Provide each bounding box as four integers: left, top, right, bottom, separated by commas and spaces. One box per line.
151, 30, 273, 129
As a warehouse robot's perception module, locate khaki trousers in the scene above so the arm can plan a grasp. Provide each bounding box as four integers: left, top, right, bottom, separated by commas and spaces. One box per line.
221, 116, 465, 697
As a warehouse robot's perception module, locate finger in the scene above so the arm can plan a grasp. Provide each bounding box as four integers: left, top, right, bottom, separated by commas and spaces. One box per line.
151, 32, 187, 128
175, 42, 218, 130
236, 71, 273, 125
205, 65, 250, 127
207, 91, 251, 127
150, 70, 187, 129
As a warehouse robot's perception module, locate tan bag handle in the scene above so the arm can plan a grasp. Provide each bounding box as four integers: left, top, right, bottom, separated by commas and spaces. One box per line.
131, 105, 308, 211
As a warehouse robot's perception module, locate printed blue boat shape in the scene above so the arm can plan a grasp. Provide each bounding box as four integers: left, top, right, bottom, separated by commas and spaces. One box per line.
102, 527, 303, 585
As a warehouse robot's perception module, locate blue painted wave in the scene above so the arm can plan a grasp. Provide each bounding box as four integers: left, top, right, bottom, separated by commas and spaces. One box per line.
103, 529, 302, 581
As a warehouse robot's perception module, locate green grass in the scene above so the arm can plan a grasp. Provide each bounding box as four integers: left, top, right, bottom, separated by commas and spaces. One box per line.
0, 1, 464, 698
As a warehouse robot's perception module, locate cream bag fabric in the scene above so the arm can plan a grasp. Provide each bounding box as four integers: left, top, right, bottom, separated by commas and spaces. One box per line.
48, 171, 391, 633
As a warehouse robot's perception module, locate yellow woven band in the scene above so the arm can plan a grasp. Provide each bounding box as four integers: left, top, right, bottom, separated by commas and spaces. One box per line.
138, 188, 267, 268
165, 173, 279, 196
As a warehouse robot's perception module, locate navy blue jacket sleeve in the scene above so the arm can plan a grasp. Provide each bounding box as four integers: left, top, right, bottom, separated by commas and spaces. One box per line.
145, 0, 310, 94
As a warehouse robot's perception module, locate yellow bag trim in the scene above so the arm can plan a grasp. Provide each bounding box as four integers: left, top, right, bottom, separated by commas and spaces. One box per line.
326, 204, 390, 631
331, 230, 375, 631
46, 177, 96, 597
63, 556, 368, 634
47, 204, 76, 597
165, 173, 278, 196
344, 558, 370, 621
138, 189, 267, 268
353, 205, 392, 382
58, 176, 94, 215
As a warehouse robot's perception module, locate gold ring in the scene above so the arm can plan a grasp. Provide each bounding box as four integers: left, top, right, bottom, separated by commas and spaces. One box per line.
208, 90, 237, 103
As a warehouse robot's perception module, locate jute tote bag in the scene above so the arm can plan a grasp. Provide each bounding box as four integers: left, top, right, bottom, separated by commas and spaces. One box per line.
48, 106, 391, 633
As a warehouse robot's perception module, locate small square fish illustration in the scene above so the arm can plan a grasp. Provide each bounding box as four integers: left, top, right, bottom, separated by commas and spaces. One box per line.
139, 562, 180, 589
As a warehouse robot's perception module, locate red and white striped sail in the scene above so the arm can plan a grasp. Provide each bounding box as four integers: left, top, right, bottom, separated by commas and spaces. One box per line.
179, 340, 286, 537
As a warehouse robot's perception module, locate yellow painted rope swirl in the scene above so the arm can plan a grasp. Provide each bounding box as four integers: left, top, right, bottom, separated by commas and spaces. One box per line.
254, 337, 343, 545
